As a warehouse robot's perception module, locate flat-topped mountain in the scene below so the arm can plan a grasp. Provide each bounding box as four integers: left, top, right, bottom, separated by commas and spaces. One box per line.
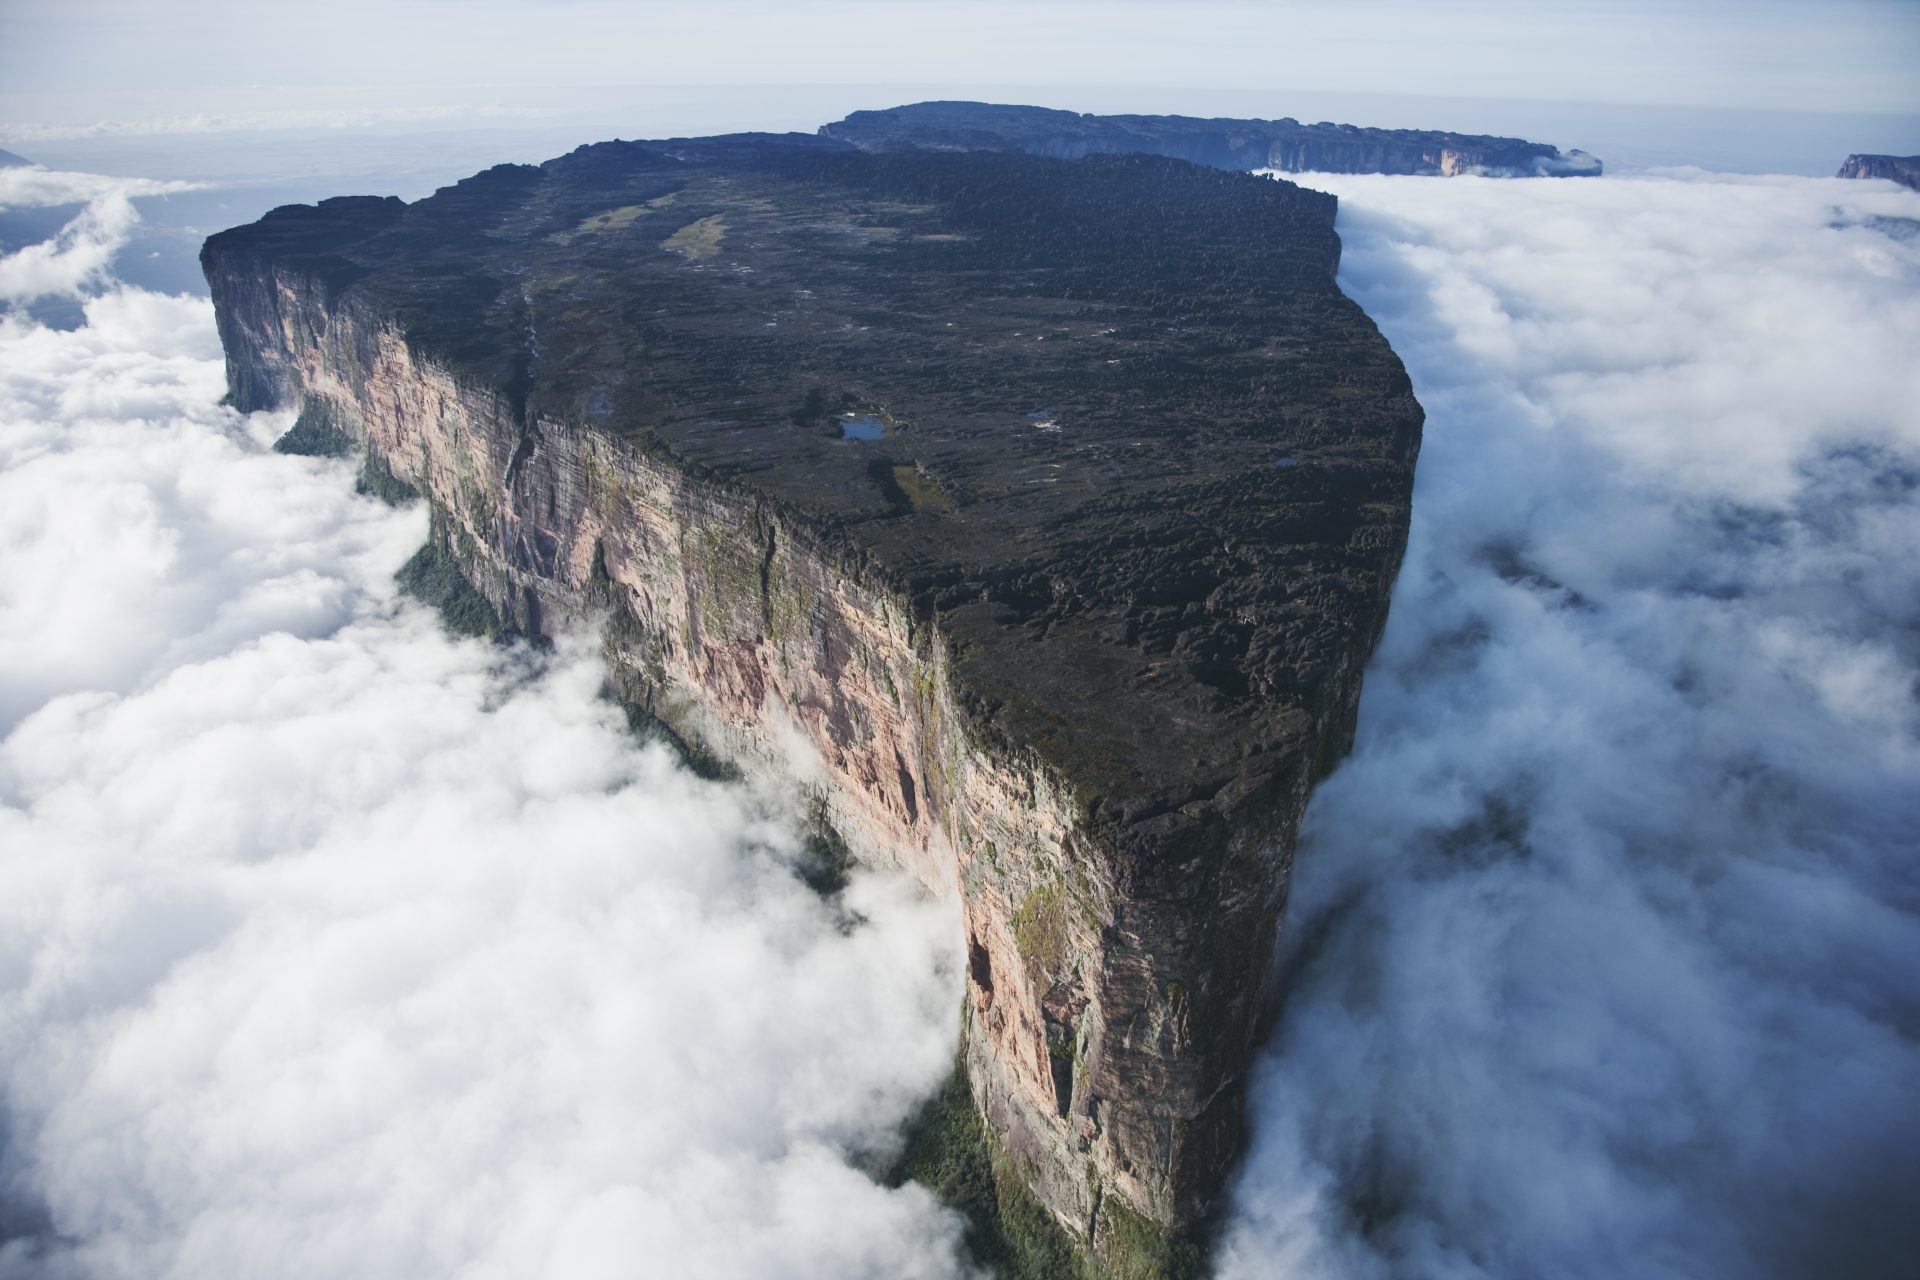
204, 130, 1420, 1276
1838, 153, 1920, 191
823, 99, 1601, 177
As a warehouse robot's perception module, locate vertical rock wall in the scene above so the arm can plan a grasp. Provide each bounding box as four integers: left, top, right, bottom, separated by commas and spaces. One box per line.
208, 256, 1380, 1270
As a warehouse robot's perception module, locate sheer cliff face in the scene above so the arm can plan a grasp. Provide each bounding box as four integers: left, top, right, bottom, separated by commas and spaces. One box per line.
1838, 153, 1920, 191
821, 100, 1602, 177
203, 135, 1420, 1268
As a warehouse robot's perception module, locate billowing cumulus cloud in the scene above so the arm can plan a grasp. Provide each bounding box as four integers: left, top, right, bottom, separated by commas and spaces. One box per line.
0, 211, 969, 1278
1221, 172, 1920, 1279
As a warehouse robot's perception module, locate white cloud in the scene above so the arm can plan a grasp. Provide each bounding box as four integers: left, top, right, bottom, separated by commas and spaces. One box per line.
0, 166, 198, 209
1221, 172, 1920, 1279
0, 216, 968, 1277
0, 194, 134, 302
0, 170, 200, 303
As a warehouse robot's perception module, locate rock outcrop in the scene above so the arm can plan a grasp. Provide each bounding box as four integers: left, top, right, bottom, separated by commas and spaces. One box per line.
822, 100, 1601, 177
1837, 153, 1920, 191
202, 131, 1421, 1274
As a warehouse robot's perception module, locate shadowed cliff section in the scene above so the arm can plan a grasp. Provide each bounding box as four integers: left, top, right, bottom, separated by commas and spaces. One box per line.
202, 131, 1421, 1276
822, 100, 1601, 177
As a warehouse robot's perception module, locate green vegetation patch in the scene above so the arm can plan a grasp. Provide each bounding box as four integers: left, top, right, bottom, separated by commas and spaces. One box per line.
549, 203, 650, 245
396, 537, 502, 639
1098, 1196, 1208, 1280
356, 451, 419, 506
273, 399, 354, 457
610, 695, 742, 783
661, 213, 727, 259
888, 1050, 1207, 1278
890, 464, 952, 513
886, 1053, 1084, 1279
550, 192, 683, 245
867, 458, 951, 515
1013, 880, 1070, 980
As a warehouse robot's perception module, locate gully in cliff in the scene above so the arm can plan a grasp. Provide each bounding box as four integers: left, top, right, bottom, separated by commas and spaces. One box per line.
202, 126, 1422, 1276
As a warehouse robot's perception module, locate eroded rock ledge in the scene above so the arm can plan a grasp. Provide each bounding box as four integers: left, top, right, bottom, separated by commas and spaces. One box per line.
203, 132, 1421, 1274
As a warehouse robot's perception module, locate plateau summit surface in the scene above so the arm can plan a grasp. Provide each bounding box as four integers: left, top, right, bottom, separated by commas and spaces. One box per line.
203, 126, 1420, 1274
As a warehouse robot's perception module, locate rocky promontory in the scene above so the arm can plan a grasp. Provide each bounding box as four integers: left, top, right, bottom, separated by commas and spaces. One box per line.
203, 130, 1420, 1275
1838, 153, 1920, 191
823, 100, 1601, 177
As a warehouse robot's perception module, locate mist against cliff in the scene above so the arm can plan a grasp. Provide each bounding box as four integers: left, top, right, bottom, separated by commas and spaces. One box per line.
1222, 170, 1920, 1279
3, 154, 1918, 1278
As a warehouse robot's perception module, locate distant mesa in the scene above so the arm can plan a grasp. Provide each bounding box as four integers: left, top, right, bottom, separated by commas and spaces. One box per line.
1837, 154, 1920, 192
0, 147, 33, 168
821, 100, 1601, 178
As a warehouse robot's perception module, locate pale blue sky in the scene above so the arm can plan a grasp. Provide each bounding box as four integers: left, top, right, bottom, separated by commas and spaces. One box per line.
3, 0, 1917, 118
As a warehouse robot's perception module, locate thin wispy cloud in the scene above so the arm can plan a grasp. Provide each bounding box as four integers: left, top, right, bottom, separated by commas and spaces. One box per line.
0, 169, 201, 303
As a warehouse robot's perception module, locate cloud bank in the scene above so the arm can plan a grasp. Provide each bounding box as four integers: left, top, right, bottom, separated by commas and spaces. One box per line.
1221, 173, 1920, 1278
0, 210, 968, 1278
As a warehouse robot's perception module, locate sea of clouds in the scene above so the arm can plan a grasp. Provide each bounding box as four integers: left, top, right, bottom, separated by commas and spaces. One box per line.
0, 171, 971, 1279
3, 154, 1917, 1280
1221, 171, 1920, 1279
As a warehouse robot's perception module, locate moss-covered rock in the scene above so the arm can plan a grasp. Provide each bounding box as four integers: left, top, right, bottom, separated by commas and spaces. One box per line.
396, 538, 502, 639
356, 450, 419, 506
890, 1049, 1208, 1279
272, 399, 354, 457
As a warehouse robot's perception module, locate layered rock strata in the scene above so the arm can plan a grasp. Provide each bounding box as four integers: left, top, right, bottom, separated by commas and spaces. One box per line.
203, 132, 1421, 1271
823, 100, 1601, 177
1838, 153, 1920, 191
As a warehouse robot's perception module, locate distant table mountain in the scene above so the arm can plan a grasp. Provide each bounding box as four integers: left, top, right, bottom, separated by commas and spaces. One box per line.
821, 100, 1601, 178
1837, 154, 1920, 192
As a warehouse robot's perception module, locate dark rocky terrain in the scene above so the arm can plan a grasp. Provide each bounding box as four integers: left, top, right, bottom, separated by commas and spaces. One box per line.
0, 148, 30, 168
203, 129, 1420, 1276
1838, 153, 1920, 191
823, 100, 1601, 177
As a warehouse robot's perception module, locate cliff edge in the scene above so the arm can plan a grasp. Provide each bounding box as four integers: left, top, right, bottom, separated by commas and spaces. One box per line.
822, 100, 1601, 177
203, 132, 1421, 1274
